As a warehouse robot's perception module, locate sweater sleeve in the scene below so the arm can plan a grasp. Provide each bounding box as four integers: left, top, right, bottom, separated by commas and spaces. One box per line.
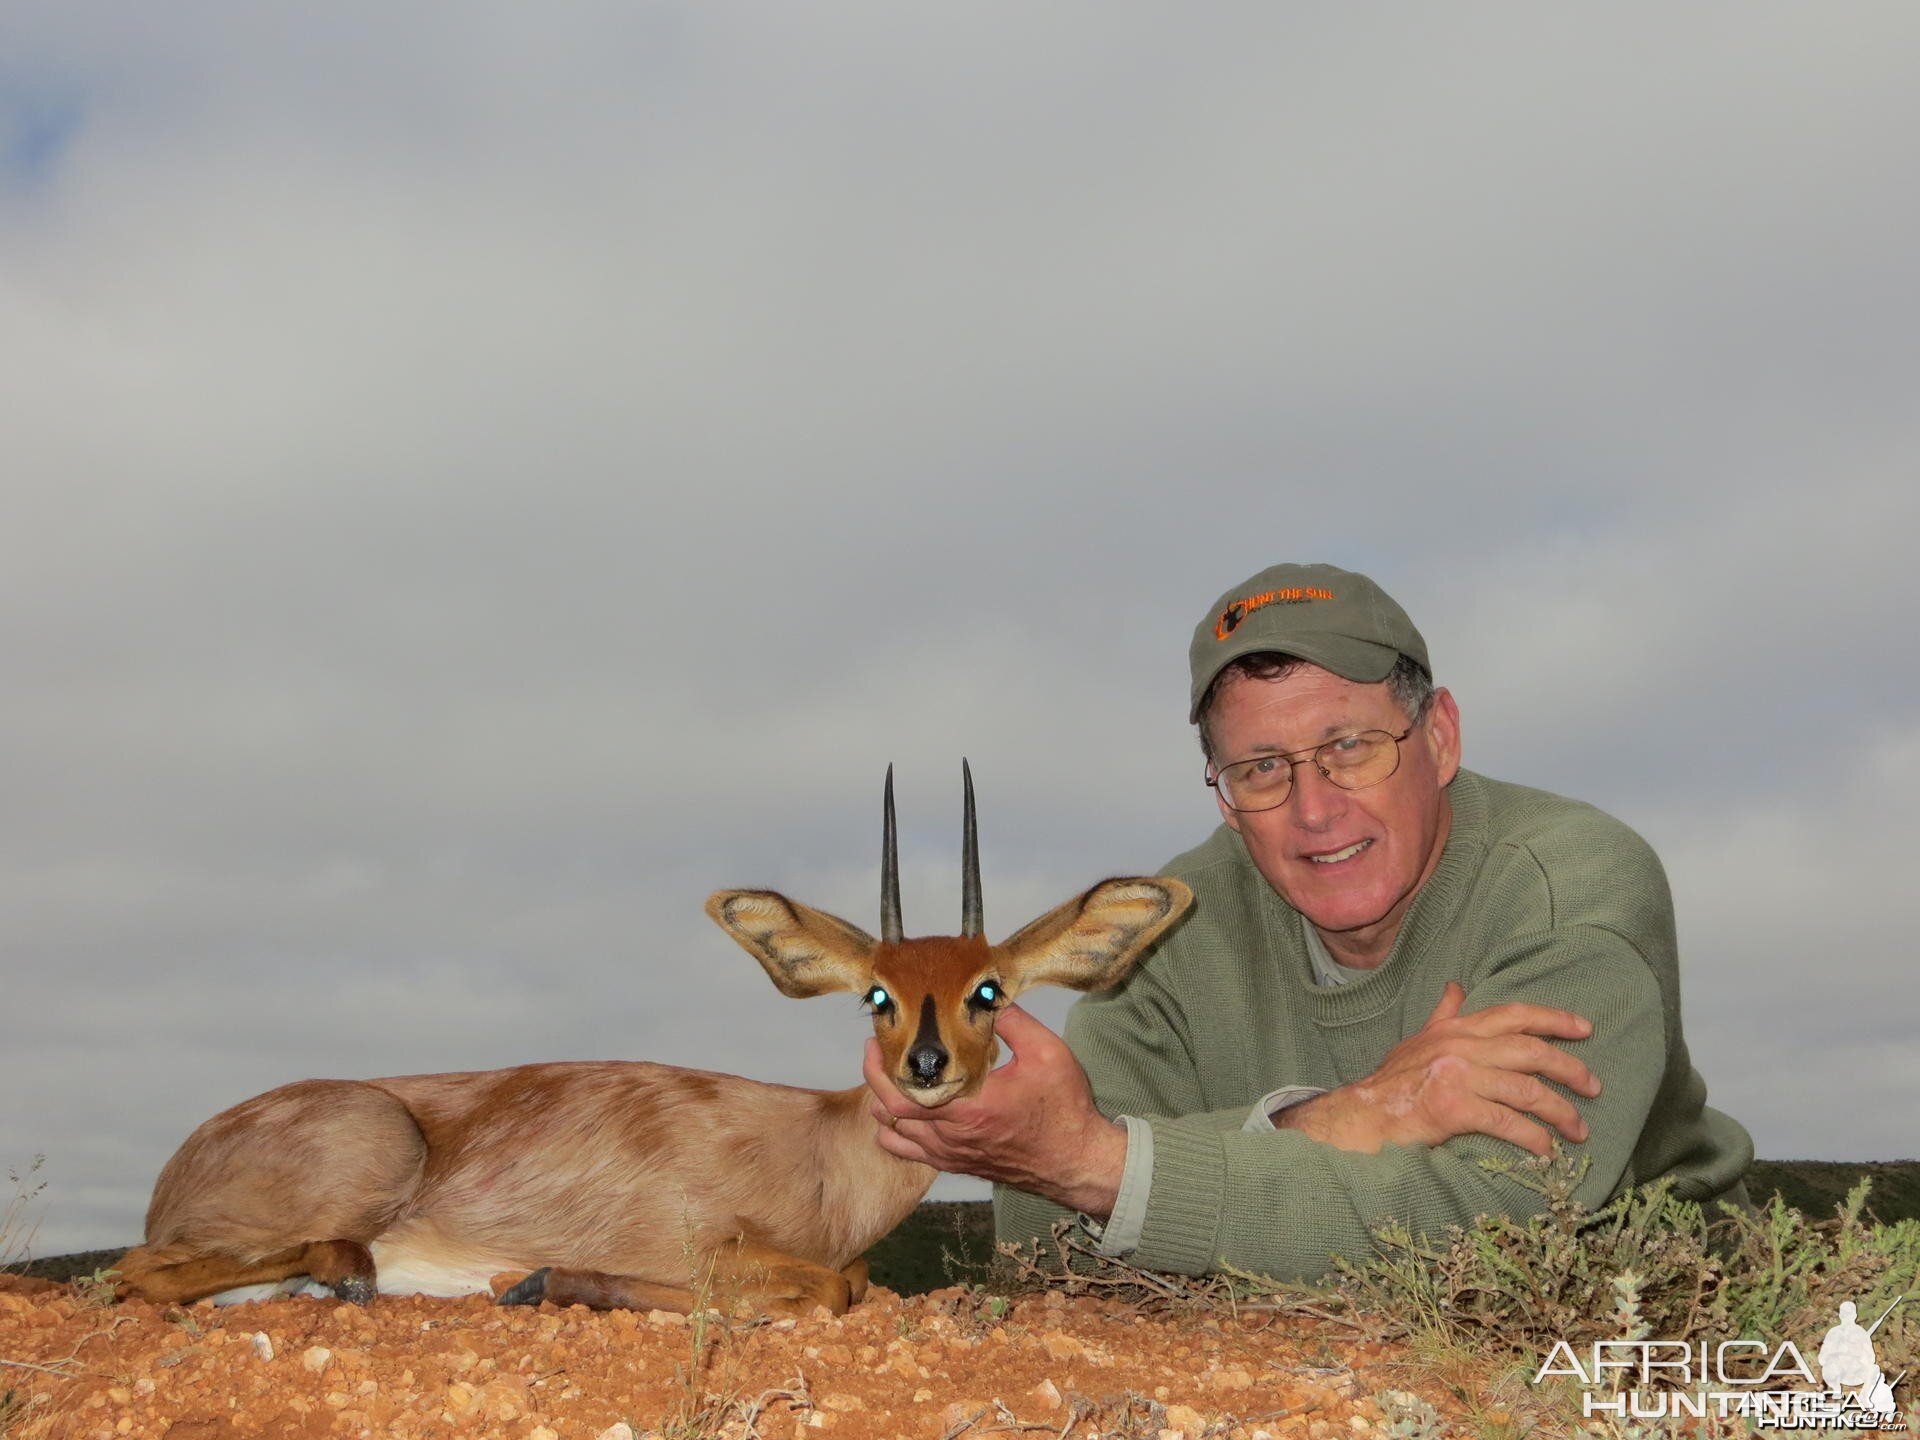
1125, 924, 1670, 1280
993, 961, 1218, 1250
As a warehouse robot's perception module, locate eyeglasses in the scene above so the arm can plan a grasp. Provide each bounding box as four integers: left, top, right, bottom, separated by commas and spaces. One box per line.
1205, 724, 1418, 813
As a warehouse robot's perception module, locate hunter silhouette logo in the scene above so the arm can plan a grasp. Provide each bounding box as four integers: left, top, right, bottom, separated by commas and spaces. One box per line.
1819, 1300, 1905, 1421
1533, 1295, 1910, 1428
1213, 586, 1335, 641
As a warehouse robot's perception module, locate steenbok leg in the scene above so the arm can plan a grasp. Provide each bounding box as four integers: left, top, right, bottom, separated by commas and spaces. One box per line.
499, 1240, 863, 1318
125, 1079, 427, 1304
115, 1239, 378, 1306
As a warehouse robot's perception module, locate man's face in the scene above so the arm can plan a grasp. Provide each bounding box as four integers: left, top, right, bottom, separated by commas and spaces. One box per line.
1207, 663, 1461, 966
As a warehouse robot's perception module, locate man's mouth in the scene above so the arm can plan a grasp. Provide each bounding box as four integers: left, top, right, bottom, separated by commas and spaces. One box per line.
1304, 839, 1372, 865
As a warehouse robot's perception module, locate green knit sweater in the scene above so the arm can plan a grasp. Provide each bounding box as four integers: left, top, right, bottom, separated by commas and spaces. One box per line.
993, 769, 1753, 1280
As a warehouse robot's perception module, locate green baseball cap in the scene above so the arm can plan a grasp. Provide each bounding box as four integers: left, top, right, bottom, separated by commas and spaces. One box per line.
1187, 563, 1430, 723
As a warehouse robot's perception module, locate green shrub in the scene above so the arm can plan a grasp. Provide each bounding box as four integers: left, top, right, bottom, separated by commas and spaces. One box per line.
1305, 1152, 1918, 1379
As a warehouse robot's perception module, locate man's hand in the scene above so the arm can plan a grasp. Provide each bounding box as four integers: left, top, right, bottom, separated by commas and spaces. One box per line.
863, 1004, 1127, 1219
1279, 982, 1601, 1156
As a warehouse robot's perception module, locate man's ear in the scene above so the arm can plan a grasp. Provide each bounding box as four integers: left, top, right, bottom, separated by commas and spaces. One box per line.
1423, 687, 1462, 787
705, 891, 877, 998
993, 877, 1194, 995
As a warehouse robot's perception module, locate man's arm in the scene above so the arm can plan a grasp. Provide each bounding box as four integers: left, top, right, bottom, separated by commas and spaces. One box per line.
989, 981, 1601, 1254
1273, 981, 1597, 1154
1115, 927, 1666, 1279
944, 962, 1205, 1249
873, 943, 1611, 1273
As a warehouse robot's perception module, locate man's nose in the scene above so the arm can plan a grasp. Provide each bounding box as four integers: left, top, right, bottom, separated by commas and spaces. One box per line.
1288, 760, 1348, 829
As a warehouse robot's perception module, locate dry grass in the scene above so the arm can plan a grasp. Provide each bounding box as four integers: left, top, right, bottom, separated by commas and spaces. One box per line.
996, 1151, 1920, 1437
0, 1160, 45, 1275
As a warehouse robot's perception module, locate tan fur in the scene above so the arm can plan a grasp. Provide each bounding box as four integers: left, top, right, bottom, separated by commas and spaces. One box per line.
120, 875, 1191, 1317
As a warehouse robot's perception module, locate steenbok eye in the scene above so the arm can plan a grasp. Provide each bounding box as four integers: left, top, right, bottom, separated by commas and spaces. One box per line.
967, 981, 1002, 1011
864, 985, 894, 1013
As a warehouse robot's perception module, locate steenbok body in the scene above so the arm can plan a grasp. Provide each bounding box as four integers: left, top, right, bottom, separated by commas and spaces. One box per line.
116, 767, 1190, 1316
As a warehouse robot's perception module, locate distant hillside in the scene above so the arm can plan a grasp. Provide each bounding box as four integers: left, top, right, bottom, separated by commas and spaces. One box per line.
11, 1162, 1916, 1294
1743, 1158, 1920, 1224
862, 1199, 999, 1292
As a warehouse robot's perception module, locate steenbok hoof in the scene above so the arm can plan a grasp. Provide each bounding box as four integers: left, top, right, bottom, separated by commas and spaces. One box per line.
497, 1268, 551, 1307
332, 1275, 376, 1306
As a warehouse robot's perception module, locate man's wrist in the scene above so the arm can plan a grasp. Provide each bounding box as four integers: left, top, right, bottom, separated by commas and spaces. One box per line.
1246, 1085, 1328, 1132
1050, 1116, 1127, 1219
1275, 1087, 1382, 1152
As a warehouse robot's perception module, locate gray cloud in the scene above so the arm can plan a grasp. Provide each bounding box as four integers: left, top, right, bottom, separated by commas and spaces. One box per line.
3, 4, 1917, 1254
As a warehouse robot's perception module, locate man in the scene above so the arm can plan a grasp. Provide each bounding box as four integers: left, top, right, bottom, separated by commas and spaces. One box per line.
865, 562, 1752, 1280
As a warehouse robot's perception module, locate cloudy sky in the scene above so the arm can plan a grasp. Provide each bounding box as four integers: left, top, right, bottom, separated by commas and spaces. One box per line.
4, 5, 1917, 1257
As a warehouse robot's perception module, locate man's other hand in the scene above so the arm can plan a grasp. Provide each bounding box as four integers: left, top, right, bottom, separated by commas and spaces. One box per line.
1278, 982, 1600, 1156
863, 1003, 1127, 1219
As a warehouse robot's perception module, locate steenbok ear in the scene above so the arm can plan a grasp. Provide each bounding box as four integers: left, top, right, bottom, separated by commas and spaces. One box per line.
994, 877, 1193, 995
705, 891, 878, 999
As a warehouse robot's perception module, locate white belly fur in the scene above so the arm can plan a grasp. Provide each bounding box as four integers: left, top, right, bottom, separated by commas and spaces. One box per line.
208, 1279, 331, 1305
204, 1243, 509, 1304
366, 1241, 507, 1298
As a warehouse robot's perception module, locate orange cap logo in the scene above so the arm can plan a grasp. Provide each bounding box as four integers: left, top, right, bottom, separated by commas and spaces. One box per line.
1214, 586, 1334, 641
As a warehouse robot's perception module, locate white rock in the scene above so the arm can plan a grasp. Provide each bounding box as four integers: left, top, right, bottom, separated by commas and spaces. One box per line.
250, 1333, 274, 1361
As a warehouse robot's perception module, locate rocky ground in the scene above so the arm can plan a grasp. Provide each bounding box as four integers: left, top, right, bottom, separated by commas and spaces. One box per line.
0, 1273, 1467, 1440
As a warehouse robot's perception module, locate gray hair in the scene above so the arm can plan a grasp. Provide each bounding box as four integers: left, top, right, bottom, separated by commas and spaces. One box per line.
1196, 653, 1434, 767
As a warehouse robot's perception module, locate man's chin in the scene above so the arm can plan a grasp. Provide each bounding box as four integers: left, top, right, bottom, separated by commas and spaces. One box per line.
1288, 883, 1396, 937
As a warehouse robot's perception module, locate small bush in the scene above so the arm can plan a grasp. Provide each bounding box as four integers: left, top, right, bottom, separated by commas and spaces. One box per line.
0, 1156, 46, 1273
996, 1150, 1919, 1386
1311, 1152, 1919, 1381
